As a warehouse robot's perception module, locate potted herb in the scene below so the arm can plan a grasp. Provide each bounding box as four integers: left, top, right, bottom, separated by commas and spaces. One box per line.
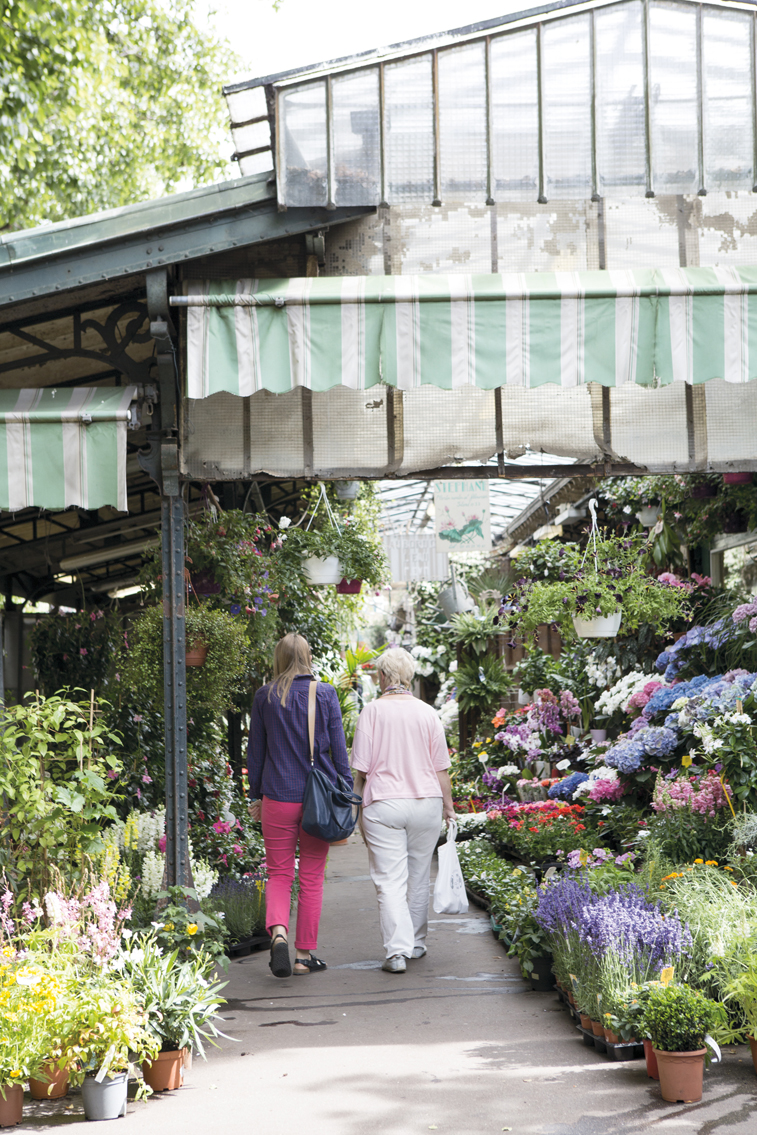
209, 877, 267, 955
115, 934, 228, 1093
643, 983, 722, 1103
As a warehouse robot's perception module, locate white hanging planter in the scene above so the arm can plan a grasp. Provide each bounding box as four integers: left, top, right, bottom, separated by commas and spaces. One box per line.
636, 505, 661, 527
517, 688, 532, 705
303, 555, 343, 585
335, 480, 361, 501
572, 611, 623, 638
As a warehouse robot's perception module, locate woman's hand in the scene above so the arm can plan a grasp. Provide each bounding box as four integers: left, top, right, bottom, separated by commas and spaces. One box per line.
443, 802, 456, 823
248, 799, 262, 822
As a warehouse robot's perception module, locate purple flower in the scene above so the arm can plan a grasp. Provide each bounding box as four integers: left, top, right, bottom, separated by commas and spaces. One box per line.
640, 726, 678, 759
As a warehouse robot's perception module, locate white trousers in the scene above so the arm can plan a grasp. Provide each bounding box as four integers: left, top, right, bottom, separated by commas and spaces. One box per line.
362, 797, 443, 959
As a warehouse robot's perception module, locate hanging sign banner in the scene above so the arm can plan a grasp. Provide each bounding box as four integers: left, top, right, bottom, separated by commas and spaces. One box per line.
383, 534, 449, 582
434, 480, 491, 554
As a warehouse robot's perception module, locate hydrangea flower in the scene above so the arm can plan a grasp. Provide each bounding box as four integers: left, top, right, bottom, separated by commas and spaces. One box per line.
640, 726, 678, 758
548, 771, 589, 800
604, 737, 647, 773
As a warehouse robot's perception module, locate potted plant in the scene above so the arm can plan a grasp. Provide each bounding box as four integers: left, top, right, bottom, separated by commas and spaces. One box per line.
284, 519, 386, 590
115, 934, 229, 1093
0, 960, 53, 1127
61, 975, 158, 1120
723, 959, 757, 1074
499, 533, 690, 643
209, 877, 267, 956
643, 983, 722, 1103
125, 604, 252, 716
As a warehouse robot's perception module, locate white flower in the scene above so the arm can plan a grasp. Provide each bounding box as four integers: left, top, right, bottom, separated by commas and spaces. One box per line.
497, 764, 519, 778
191, 857, 218, 901
43, 893, 64, 925
595, 670, 651, 717
449, 660, 458, 673
141, 850, 166, 901
278, 517, 291, 529
726, 712, 751, 726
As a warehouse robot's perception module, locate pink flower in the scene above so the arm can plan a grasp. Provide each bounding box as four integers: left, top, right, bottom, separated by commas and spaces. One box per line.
213, 820, 232, 835
232, 844, 243, 855
107, 769, 118, 780
158, 835, 166, 852
141, 774, 152, 784
80, 647, 88, 656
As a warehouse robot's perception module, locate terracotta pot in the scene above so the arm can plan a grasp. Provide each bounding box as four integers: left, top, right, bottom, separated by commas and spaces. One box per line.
654, 1048, 706, 1103
142, 1049, 185, 1092
723, 472, 752, 486
0, 1086, 23, 1128
644, 1038, 660, 1080
604, 1027, 620, 1044
186, 641, 208, 667
335, 578, 362, 595
579, 1013, 592, 1030
590, 1020, 605, 1038
567, 992, 575, 1006
29, 1061, 69, 1099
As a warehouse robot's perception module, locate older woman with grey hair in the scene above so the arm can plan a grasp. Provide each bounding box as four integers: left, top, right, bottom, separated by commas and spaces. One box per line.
351, 647, 454, 973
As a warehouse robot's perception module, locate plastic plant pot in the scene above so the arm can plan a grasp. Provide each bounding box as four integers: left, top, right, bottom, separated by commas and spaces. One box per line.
29, 1062, 70, 1100
0, 1086, 23, 1128
654, 1048, 706, 1103
302, 555, 343, 585
572, 611, 622, 638
81, 1072, 128, 1121
142, 1049, 184, 1092
335, 578, 362, 594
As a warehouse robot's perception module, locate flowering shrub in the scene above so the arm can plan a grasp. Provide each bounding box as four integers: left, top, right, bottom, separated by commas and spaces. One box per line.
548, 771, 589, 800
604, 736, 647, 774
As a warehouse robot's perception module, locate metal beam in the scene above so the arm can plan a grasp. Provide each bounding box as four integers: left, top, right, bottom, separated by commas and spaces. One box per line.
0, 204, 375, 309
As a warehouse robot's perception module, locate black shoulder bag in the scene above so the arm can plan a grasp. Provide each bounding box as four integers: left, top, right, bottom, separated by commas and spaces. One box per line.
301, 680, 362, 843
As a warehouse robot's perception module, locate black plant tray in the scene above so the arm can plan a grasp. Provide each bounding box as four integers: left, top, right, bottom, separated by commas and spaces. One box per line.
575, 1024, 643, 1061
227, 933, 271, 958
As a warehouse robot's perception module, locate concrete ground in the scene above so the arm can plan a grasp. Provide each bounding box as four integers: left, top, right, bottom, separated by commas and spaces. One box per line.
21, 835, 757, 1135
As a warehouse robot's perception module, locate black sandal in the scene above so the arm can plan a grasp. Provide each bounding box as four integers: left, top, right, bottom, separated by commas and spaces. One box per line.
293, 954, 327, 974
269, 934, 292, 978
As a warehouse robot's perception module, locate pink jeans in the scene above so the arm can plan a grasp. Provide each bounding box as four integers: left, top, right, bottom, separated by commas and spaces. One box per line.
261, 796, 330, 951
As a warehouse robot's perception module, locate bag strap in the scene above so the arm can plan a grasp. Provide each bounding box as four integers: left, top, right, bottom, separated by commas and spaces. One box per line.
308, 679, 317, 766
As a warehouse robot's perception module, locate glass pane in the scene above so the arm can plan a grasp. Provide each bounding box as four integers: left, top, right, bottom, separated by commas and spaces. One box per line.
649, 2, 698, 194
226, 86, 267, 126
384, 55, 434, 203
596, 1, 646, 194
543, 14, 592, 198
703, 10, 753, 191
280, 81, 327, 206
490, 29, 538, 199
332, 68, 380, 207
438, 42, 487, 201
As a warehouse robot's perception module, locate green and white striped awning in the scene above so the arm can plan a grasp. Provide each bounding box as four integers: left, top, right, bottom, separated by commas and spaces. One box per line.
180, 268, 757, 398
0, 386, 137, 512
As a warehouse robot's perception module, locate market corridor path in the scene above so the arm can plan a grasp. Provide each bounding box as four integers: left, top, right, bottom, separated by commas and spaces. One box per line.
23, 836, 757, 1135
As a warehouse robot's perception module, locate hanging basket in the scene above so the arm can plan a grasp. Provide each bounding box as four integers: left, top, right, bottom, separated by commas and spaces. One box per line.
636, 505, 661, 527
186, 640, 209, 667
303, 555, 343, 585
336, 577, 363, 594
572, 611, 622, 638
335, 480, 361, 501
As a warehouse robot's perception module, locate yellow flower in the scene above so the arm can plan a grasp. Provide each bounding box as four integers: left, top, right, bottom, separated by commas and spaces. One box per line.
694, 858, 704, 864
186, 924, 198, 936
682, 753, 693, 768
705, 860, 718, 866
479, 752, 489, 760
485, 738, 492, 743
164, 922, 175, 932
730, 881, 738, 888
10, 1070, 21, 1079
723, 866, 734, 871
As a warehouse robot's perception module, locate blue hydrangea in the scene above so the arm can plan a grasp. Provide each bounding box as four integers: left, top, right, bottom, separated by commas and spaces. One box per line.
664, 712, 680, 729
604, 738, 647, 774
640, 726, 678, 758
548, 771, 589, 800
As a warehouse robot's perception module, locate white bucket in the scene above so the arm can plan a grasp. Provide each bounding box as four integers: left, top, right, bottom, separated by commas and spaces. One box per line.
302, 555, 343, 585
636, 506, 660, 527
572, 611, 622, 638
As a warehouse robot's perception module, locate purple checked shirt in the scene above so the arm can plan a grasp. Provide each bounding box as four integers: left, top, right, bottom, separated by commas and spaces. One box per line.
247, 675, 352, 803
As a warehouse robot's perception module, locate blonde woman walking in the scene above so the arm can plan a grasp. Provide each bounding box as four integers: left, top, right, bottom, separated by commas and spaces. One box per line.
247, 633, 352, 978
351, 648, 454, 973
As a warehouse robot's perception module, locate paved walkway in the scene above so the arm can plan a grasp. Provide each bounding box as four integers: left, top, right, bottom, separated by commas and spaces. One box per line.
22, 836, 757, 1134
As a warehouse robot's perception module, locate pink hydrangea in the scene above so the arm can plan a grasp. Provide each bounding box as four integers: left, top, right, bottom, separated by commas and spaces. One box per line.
588, 779, 624, 803
733, 600, 757, 625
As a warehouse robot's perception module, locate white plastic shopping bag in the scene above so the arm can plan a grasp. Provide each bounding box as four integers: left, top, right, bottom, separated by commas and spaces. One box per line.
433, 819, 469, 915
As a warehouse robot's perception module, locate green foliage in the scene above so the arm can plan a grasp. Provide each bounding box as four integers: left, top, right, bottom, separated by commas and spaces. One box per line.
114, 933, 228, 1055
125, 604, 252, 718
281, 519, 387, 588
450, 606, 500, 656
0, 0, 238, 232
646, 809, 734, 864
722, 955, 757, 1038
29, 608, 124, 700
208, 878, 267, 945
643, 982, 722, 1053
0, 693, 122, 893
513, 648, 562, 696
151, 886, 227, 965
455, 653, 512, 715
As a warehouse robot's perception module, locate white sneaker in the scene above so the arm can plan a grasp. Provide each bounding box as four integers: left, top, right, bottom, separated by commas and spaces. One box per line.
410, 946, 427, 959
382, 955, 407, 973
